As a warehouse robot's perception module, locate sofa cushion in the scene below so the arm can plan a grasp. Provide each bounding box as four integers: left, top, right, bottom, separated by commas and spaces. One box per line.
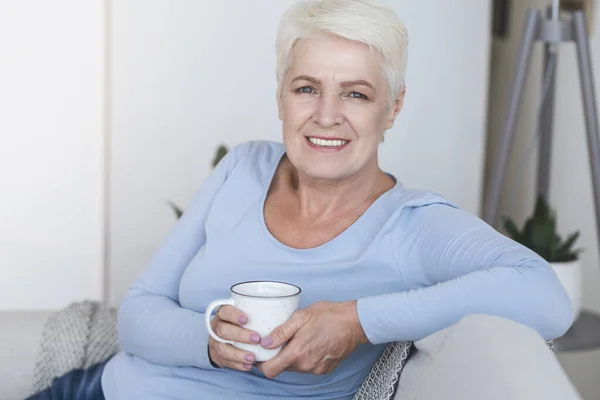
396, 314, 579, 400
0, 311, 53, 400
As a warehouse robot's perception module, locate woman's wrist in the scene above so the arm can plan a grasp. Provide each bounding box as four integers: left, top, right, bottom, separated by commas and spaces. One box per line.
344, 300, 369, 346
207, 344, 221, 369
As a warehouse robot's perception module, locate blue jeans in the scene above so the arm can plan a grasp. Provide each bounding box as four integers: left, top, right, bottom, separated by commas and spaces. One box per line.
26, 358, 110, 400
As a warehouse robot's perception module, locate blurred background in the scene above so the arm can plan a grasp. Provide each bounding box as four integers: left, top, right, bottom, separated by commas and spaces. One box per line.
1, 0, 600, 397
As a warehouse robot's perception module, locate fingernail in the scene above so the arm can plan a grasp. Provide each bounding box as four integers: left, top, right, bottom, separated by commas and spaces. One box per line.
243, 363, 253, 369
250, 333, 261, 343
261, 336, 273, 347
245, 354, 255, 362
238, 315, 247, 325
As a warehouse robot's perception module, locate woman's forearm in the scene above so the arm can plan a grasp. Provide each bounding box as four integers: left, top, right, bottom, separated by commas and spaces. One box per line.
356, 261, 573, 344
117, 286, 212, 369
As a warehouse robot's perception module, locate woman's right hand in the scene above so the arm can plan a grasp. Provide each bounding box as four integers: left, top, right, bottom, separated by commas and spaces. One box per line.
208, 305, 262, 371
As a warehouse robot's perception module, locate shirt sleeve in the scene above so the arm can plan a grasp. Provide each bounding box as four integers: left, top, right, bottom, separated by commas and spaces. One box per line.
356, 202, 574, 344
116, 143, 247, 369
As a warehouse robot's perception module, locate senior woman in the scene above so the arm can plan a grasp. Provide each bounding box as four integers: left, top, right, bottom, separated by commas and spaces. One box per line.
29, 0, 573, 399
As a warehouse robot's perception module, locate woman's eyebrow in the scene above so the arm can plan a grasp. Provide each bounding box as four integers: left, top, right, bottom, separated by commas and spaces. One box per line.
291, 76, 376, 92
339, 80, 376, 92
291, 75, 321, 85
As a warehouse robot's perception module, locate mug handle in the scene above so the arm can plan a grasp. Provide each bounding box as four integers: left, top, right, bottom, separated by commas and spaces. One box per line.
205, 298, 236, 344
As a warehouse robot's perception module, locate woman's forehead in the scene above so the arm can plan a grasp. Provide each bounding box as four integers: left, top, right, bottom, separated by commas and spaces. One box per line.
287, 37, 384, 83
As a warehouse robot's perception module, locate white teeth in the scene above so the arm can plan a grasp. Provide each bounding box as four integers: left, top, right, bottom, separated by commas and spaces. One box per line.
308, 137, 348, 147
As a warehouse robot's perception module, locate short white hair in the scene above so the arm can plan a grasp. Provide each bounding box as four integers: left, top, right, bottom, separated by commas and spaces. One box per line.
275, 0, 409, 105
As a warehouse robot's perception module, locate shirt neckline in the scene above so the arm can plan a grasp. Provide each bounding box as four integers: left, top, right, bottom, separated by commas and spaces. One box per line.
257, 145, 401, 253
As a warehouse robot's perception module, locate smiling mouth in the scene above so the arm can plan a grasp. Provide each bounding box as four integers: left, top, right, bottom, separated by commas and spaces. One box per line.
306, 137, 349, 148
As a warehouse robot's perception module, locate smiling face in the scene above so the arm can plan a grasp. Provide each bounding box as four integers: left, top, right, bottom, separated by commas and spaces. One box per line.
278, 34, 405, 182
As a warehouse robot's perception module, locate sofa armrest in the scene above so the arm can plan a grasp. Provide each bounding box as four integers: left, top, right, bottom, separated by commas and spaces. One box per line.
395, 314, 581, 400
0, 311, 53, 400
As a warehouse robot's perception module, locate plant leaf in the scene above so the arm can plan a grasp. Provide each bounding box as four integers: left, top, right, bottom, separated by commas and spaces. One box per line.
511, 196, 582, 262
533, 195, 552, 222
212, 145, 229, 169
529, 219, 552, 249
166, 201, 184, 219
558, 231, 580, 253
523, 217, 534, 243
502, 217, 522, 242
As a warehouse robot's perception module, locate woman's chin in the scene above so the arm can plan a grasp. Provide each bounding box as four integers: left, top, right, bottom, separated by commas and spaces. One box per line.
297, 166, 356, 182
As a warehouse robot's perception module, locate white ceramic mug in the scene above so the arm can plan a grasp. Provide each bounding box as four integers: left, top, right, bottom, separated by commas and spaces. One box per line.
205, 281, 301, 362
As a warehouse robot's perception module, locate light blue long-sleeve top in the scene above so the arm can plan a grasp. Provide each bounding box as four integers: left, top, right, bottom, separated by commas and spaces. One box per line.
101, 140, 573, 400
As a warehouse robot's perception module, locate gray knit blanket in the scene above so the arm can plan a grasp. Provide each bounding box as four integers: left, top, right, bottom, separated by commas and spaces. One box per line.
30, 301, 119, 395
29, 301, 412, 400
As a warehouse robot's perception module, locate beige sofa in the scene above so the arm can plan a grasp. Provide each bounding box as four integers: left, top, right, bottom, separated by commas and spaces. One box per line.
0, 312, 582, 400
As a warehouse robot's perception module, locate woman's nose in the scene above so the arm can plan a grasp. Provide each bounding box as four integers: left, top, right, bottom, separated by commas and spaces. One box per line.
313, 94, 344, 127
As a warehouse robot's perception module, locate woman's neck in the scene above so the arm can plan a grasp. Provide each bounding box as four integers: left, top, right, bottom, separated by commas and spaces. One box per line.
281, 156, 395, 222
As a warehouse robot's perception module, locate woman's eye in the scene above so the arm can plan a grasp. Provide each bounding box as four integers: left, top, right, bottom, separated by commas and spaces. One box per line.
349, 91, 368, 100
296, 86, 315, 94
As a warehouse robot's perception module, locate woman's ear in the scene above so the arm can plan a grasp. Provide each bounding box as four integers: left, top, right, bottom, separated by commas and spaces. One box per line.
386, 86, 406, 130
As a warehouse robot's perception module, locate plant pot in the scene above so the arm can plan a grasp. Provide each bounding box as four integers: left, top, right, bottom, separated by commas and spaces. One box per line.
550, 259, 582, 319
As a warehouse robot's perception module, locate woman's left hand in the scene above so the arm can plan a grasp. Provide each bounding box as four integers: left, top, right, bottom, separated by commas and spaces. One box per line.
256, 300, 369, 379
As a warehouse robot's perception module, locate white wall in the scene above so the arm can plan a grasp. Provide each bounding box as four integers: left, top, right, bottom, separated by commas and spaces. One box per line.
484, 1, 600, 398
108, 0, 493, 306
0, 1, 105, 310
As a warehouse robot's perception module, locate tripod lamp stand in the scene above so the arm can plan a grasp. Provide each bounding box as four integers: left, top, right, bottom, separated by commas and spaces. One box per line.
484, 0, 600, 351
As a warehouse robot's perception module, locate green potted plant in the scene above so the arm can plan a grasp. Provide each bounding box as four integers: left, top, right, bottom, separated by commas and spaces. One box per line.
167, 144, 229, 219
502, 195, 583, 317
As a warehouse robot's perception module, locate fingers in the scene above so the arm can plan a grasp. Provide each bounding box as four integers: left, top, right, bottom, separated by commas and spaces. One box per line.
212, 305, 261, 345
208, 304, 263, 372
213, 318, 261, 345
216, 305, 248, 326
256, 344, 299, 379
261, 312, 304, 349
208, 337, 256, 372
